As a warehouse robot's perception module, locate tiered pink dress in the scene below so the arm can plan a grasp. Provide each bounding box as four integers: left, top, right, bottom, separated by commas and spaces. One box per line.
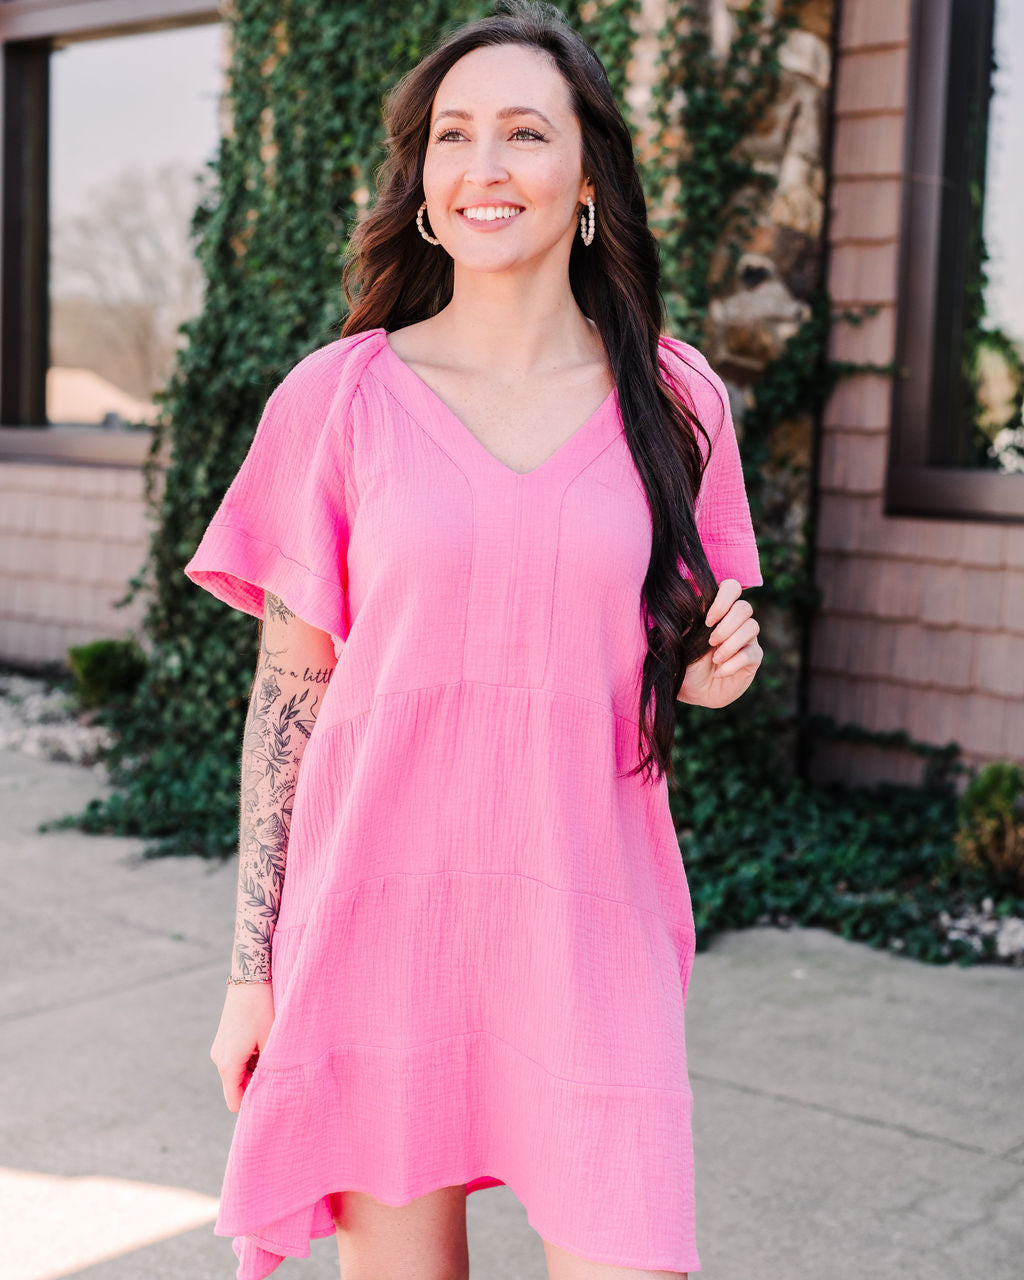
185, 327, 761, 1279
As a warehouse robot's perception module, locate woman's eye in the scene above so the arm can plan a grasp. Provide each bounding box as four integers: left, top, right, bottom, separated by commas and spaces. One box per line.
432, 126, 544, 144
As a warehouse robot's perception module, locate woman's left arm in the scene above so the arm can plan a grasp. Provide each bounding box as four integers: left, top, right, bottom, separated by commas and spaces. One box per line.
676, 578, 762, 708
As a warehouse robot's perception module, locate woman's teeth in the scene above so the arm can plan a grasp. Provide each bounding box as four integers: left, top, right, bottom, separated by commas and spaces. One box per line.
460, 206, 521, 221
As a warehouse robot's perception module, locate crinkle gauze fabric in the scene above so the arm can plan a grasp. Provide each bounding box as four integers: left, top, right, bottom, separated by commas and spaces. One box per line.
185, 327, 762, 1279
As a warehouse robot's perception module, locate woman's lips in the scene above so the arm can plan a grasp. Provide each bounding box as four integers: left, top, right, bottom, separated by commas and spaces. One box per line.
457, 204, 524, 228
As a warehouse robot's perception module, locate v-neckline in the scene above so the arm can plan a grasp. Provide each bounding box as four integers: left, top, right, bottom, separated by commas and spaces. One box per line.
377, 331, 620, 482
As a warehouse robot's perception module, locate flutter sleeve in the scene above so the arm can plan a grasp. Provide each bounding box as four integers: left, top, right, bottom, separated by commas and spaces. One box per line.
184, 339, 359, 640
659, 335, 763, 590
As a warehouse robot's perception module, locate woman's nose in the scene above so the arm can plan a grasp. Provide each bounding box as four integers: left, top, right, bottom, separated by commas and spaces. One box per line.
463, 142, 510, 187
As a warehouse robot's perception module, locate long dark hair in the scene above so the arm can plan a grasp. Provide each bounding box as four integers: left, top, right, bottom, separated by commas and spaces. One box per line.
342, 0, 720, 785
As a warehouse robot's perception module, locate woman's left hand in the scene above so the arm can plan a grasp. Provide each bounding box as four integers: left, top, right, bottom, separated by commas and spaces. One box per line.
677, 578, 762, 708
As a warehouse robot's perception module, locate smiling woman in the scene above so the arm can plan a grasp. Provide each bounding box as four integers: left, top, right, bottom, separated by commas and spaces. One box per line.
184, 3, 762, 1279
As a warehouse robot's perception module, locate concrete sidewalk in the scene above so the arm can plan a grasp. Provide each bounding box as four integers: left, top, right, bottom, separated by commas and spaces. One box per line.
2, 747, 1022, 1280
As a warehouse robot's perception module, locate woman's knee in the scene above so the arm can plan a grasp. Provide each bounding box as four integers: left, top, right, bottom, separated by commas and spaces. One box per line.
541, 1235, 686, 1280
331, 1184, 470, 1280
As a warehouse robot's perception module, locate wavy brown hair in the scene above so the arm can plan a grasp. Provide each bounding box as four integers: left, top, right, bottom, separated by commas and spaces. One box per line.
342, 0, 722, 785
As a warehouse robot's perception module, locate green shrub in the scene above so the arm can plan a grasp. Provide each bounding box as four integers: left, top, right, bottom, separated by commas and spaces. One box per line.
67, 639, 147, 709
668, 665, 1024, 965
954, 761, 1024, 894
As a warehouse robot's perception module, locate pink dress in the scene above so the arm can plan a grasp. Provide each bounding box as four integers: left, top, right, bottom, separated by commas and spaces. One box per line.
185, 326, 761, 1279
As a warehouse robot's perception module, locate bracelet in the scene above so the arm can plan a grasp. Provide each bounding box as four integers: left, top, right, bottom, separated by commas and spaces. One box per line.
226, 974, 271, 985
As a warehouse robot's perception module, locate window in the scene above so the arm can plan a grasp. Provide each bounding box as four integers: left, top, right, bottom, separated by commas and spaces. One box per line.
48, 23, 224, 427
887, 0, 1024, 519
0, 1, 222, 459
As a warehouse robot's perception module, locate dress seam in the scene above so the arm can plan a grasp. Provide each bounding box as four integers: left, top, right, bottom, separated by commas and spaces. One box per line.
542, 483, 567, 688
367, 365, 476, 485
201, 520, 340, 592
501, 484, 523, 686
314, 678, 641, 729
462, 478, 476, 680
249, 1024, 694, 1095
275, 865, 695, 936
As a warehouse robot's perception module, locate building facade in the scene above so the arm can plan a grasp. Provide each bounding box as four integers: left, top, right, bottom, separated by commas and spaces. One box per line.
0, 0, 1020, 783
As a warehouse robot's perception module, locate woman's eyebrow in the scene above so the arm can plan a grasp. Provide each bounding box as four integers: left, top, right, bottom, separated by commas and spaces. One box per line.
432, 105, 557, 129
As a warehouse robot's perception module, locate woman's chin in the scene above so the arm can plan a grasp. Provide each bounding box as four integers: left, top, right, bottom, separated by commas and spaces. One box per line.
448, 242, 570, 281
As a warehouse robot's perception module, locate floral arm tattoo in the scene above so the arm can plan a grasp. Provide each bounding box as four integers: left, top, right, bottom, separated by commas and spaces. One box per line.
230, 592, 337, 980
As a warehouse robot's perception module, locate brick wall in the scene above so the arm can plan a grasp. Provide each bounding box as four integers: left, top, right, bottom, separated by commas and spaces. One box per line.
0, 460, 149, 667
808, 0, 1024, 784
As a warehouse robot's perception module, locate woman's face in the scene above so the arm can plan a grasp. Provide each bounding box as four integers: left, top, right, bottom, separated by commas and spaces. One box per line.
420, 43, 592, 277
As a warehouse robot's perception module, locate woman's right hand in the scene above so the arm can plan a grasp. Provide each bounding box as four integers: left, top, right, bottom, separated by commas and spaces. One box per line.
210, 982, 276, 1112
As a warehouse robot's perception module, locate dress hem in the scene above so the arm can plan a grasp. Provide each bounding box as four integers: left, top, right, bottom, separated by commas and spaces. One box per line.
217, 1170, 701, 1278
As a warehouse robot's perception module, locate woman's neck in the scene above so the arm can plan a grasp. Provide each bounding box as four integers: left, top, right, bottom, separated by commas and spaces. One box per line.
429, 269, 601, 377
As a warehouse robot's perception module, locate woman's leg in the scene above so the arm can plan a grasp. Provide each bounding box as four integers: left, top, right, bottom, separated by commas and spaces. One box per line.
542, 1237, 686, 1280
330, 1184, 470, 1280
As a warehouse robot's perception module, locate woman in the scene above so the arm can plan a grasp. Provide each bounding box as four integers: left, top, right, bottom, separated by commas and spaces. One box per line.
186, 3, 763, 1278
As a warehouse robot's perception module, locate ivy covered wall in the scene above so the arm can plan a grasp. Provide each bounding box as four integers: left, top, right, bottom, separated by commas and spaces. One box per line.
80, 0, 838, 855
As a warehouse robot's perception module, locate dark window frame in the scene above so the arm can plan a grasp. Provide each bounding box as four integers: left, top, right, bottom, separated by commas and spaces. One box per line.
887, 0, 1024, 521
0, 0, 220, 465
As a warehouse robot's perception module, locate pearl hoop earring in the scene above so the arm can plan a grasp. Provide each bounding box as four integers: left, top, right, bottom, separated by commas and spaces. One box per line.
416, 201, 441, 246
579, 195, 595, 247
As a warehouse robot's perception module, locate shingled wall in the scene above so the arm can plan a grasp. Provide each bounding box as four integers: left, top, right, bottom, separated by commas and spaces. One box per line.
807, 0, 1024, 784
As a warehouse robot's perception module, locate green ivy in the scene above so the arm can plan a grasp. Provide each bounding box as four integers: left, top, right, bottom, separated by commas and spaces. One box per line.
646, 0, 801, 333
